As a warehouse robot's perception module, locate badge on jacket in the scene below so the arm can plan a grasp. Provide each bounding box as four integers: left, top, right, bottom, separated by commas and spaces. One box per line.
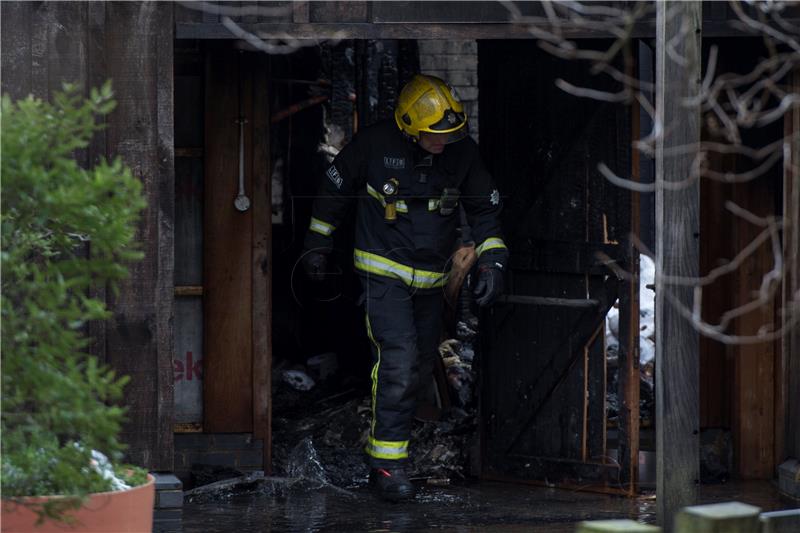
327, 165, 343, 189
383, 156, 406, 170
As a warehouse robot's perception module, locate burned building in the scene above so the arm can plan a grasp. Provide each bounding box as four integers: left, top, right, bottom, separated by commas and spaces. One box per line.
2, 1, 799, 530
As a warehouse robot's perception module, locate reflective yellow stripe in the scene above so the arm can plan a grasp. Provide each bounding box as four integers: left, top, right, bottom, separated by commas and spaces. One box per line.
366, 183, 385, 205
365, 315, 381, 437
365, 436, 409, 460
354, 249, 448, 289
309, 217, 335, 236
428, 199, 440, 211
366, 184, 407, 213
476, 237, 507, 256
365, 318, 409, 460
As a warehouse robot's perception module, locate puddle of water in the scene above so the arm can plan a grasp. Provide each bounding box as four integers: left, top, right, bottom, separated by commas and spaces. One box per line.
182, 480, 657, 533
181, 478, 793, 533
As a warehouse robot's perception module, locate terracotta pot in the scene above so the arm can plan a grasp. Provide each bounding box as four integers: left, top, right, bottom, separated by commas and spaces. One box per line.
1, 474, 155, 533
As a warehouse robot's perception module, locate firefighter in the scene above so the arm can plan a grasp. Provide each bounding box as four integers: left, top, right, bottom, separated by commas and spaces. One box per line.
302, 74, 507, 501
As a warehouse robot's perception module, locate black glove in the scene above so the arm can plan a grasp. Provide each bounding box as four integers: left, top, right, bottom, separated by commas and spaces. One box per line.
301, 251, 328, 282
473, 265, 504, 307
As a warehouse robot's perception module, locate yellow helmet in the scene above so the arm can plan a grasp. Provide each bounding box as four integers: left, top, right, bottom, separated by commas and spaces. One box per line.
394, 74, 468, 143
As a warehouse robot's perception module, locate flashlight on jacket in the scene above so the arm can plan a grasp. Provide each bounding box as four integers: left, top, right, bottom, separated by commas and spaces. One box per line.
383, 178, 399, 224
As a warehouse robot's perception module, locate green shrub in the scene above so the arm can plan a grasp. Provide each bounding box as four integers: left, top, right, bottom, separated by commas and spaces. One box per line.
1, 82, 147, 522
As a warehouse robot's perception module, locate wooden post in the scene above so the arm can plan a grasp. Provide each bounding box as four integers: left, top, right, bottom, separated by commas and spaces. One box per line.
675, 502, 761, 533
104, 1, 175, 470
655, 1, 701, 530
578, 520, 661, 533
617, 58, 642, 494
760, 509, 800, 533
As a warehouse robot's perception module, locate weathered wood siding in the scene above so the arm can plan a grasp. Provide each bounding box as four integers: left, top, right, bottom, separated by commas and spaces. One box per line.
0, 1, 175, 471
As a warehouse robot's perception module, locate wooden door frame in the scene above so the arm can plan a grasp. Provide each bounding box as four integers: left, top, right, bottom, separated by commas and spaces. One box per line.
202, 42, 272, 472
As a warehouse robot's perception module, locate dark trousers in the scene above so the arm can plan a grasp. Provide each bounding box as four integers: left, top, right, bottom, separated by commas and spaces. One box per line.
362, 276, 443, 468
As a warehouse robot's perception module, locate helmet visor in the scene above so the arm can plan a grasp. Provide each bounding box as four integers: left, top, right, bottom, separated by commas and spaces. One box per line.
428, 109, 466, 132
425, 109, 468, 143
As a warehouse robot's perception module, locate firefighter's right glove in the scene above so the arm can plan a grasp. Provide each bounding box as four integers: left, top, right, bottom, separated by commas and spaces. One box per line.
302, 250, 328, 282
473, 264, 504, 307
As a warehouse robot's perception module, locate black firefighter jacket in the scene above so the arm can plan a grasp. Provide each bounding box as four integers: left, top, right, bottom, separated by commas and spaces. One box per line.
304, 119, 508, 291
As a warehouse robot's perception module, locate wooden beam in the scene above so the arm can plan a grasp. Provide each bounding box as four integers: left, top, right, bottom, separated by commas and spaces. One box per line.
174, 19, 800, 41
655, 1, 701, 530
104, 1, 175, 471
176, 21, 646, 40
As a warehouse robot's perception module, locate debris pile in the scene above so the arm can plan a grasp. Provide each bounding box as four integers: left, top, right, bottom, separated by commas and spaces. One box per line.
270, 319, 480, 489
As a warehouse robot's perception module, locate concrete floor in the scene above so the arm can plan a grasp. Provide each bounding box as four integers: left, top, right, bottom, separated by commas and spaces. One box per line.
181, 478, 794, 532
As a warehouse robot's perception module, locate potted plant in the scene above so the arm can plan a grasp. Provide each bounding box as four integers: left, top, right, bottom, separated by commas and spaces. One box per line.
1, 83, 153, 531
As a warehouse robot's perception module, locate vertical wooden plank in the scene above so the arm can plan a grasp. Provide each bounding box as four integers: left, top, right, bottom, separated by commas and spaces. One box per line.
0, 1, 33, 99
699, 162, 734, 429
655, 1, 701, 530
86, 1, 109, 364
732, 176, 776, 479
175, 156, 204, 286
251, 53, 272, 473
617, 84, 641, 494
47, 2, 88, 100
204, 44, 253, 432
782, 69, 800, 462
29, 2, 51, 99
104, 1, 174, 470
155, 0, 176, 469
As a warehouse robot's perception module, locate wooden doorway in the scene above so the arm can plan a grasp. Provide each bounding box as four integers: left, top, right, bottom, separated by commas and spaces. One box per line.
203, 42, 272, 468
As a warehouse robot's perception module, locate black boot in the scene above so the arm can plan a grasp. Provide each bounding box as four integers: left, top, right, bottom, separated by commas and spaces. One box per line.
369, 467, 415, 502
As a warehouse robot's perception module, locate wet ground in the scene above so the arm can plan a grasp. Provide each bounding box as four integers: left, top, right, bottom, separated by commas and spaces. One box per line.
181, 478, 793, 533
